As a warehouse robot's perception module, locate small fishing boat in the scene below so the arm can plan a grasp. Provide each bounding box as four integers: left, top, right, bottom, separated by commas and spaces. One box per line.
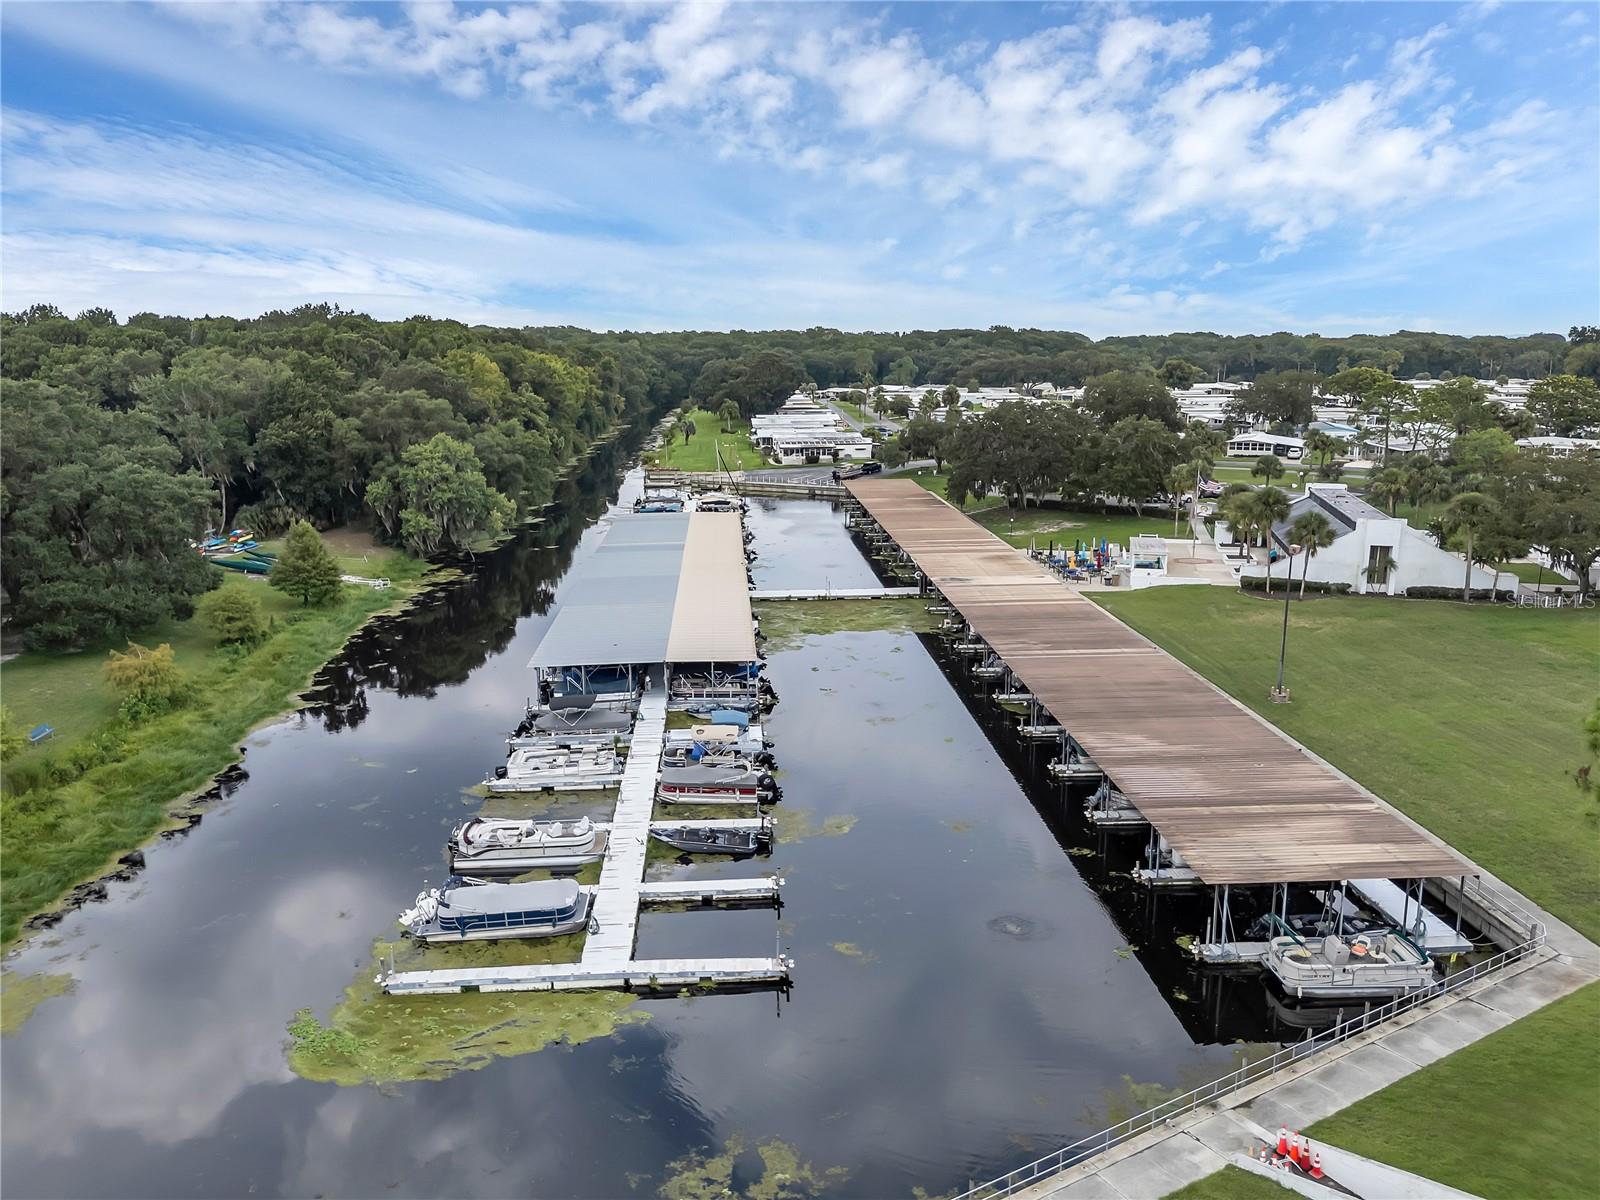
448, 815, 609, 874
488, 744, 624, 792
650, 821, 773, 857
658, 762, 780, 803
526, 706, 633, 737
1264, 927, 1434, 1000
660, 738, 775, 769
398, 877, 591, 943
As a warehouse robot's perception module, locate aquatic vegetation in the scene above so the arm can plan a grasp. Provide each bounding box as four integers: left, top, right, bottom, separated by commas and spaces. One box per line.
944, 819, 973, 834
1, 572, 429, 946
830, 942, 874, 963
657, 1134, 848, 1200
771, 808, 857, 844
752, 599, 936, 651
0, 970, 75, 1034
286, 938, 647, 1085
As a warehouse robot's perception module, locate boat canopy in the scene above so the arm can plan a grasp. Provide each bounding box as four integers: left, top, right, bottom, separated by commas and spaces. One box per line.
708, 709, 749, 728
440, 879, 580, 916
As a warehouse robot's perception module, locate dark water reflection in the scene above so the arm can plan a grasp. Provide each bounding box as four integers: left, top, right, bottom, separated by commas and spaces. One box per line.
5, 454, 1281, 1200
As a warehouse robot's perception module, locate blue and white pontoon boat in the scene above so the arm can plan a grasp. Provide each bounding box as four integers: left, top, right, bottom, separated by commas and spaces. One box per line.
398, 877, 591, 943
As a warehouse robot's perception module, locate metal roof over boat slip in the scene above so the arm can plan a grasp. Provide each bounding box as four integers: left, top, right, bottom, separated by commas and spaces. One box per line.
846, 479, 1468, 886
528, 512, 758, 668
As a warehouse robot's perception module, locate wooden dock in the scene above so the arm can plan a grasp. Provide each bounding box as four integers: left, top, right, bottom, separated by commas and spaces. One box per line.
846, 479, 1469, 887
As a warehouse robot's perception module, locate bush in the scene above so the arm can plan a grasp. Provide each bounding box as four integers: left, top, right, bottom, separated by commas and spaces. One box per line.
103, 642, 192, 721
0, 707, 26, 762
1239, 576, 1353, 595
1403, 586, 1516, 601
197, 588, 268, 645
231, 499, 302, 539
270, 521, 343, 606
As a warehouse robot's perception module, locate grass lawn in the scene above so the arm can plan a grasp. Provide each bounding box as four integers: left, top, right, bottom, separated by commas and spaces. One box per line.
646, 409, 768, 472
1309, 982, 1600, 1200
1491, 561, 1578, 586
1164, 1166, 1289, 1200
970, 504, 1184, 550
0, 531, 428, 945
1093, 587, 1600, 941
906, 468, 951, 498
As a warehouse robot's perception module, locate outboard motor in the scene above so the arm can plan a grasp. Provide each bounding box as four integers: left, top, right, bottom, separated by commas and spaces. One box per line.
754, 751, 776, 769
494, 765, 508, 779
756, 772, 781, 801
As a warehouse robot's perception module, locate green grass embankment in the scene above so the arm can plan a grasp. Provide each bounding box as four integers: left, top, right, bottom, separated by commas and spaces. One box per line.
0, 538, 429, 945
1310, 981, 1600, 1199
647, 409, 768, 472
1093, 587, 1600, 941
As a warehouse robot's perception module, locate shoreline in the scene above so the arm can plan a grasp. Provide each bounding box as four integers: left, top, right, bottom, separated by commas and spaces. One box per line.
1, 416, 654, 951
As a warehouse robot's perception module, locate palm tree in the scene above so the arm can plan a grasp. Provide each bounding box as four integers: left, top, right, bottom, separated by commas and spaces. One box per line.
1444, 491, 1494, 602
1167, 458, 1212, 535
1288, 510, 1336, 597
717, 399, 740, 433
1219, 491, 1257, 559
1367, 466, 1409, 516
1253, 486, 1292, 594
1251, 453, 1285, 485
1303, 429, 1339, 467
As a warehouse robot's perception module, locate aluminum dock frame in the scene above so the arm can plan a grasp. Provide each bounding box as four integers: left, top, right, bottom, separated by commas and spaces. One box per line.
380, 688, 792, 996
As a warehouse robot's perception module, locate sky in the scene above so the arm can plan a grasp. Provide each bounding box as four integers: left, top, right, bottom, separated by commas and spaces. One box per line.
1, 1, 1596, 336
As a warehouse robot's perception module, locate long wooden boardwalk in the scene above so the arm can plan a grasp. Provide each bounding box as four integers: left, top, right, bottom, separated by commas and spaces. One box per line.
846, 479, 1468, 886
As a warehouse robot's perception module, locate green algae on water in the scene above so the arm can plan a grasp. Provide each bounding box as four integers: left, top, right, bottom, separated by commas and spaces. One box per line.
286, 938, 647, 1085
771, 808, 857, 845
657, 1134, 849, 1200
752, 598, 936, 651
0, 969, 75, 1034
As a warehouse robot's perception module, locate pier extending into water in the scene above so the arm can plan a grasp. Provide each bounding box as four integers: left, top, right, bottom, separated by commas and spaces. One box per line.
844, 477, 1469, 891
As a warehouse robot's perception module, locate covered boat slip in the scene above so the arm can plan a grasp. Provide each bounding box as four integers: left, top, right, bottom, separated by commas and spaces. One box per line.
527, 511, 757, 673
844, 479, 1469, 888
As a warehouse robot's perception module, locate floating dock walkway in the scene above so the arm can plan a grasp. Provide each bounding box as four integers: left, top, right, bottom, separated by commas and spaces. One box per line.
749, 586, 920, 600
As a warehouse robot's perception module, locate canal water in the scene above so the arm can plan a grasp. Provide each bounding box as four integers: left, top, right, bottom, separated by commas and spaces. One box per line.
2, 442, 1274, 1199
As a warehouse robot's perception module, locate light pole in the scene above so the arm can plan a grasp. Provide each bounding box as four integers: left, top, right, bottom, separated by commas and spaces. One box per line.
1270, 546, 1298, 703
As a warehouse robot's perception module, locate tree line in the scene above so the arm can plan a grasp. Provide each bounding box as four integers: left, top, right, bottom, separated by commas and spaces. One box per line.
5, 304, 1594, 648
1, 304, 665, 648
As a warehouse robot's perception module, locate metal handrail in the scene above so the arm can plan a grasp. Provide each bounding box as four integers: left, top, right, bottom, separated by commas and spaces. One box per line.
952, 926, 1547, 1200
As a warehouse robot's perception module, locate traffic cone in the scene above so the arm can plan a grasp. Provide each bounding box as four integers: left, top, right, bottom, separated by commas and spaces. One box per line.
1277, 1126, 1289, 1156
1310, 1150, 1324, 1180
1289, 1133, 1303, 1164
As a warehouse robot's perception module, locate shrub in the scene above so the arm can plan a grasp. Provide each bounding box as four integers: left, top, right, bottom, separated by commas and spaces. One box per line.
270, 521, 343, 606
1403, 586, 1515, 601
197, 588, 268, 645
1239, 576, 1352, 595
104, 642, 191, 721
0, 707, 26, 762
231, 499, 302, 539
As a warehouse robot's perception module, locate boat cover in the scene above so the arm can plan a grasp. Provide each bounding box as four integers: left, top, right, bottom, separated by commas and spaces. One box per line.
708, 709, 749, 728
440, 879, 581, 915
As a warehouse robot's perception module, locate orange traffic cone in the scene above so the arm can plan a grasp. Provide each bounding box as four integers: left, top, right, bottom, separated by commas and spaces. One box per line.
1289, 1133, 1303, 1164
1277, 1126, 1289, 1156
1310, 1150, 1324, 1179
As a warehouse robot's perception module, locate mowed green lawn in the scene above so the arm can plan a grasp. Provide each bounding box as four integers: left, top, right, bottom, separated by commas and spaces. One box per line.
648, 409, 767, 472
1309, 982, 1600, 1200
970, 504, 1184, 550
1093, 587, 1600, 940
1165, 1166, 1288, 1200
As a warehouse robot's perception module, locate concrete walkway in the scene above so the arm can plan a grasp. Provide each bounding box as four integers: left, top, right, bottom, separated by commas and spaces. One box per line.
1011, 925, 1596, 1199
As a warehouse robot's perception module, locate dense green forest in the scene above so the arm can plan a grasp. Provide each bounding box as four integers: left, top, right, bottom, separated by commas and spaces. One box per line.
0, 305, 670, 648
3, 305, 1592, 648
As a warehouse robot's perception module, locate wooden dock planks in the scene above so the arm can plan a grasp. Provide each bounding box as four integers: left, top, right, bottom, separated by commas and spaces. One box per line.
846, 478, 1469, 886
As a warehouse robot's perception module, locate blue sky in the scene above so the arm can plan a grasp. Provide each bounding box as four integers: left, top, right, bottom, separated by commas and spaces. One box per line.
2, 1, 1596, 335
